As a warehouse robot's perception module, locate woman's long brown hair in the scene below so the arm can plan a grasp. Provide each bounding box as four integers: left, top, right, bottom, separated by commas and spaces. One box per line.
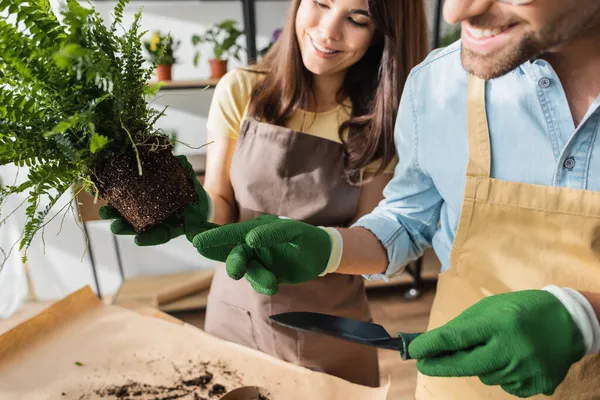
248, 0, 429, 183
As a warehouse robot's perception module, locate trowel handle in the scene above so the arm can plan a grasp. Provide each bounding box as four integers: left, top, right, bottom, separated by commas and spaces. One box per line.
397, 332, 424, 360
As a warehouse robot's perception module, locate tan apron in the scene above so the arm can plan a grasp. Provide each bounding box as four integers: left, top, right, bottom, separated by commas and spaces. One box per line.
205, 118, 380, 387
416, 75, 600, 399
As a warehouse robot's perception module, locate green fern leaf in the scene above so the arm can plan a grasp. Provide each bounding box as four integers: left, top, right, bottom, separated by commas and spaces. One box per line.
90, 133, 109, 154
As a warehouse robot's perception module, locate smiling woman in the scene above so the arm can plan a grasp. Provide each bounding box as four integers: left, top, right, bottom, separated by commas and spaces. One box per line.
296, 0, 376, 78
195, 0, 429, 387
247, 0, 428, 182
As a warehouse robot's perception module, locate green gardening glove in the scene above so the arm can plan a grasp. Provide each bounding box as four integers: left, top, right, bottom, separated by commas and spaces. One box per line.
408, 290, 585, 398
99, 155, 217, 246
192, 216, 332, 296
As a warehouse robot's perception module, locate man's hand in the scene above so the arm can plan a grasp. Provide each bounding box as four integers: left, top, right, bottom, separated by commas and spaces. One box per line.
409, 290, 585, 398
192, 216, 333, 295
99, 155, 216, 245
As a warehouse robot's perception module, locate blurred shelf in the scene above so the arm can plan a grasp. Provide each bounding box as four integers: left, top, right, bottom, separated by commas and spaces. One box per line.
149, 78, 220, 91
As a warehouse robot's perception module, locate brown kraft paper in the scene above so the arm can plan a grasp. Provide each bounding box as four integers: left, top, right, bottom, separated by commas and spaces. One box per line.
0, 286, 390, 400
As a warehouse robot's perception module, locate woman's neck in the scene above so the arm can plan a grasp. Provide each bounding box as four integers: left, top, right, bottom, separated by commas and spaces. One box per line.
310, 71, 346, 112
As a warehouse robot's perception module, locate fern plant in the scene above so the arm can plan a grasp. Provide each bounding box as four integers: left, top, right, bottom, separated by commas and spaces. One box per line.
0, 0, 174, 263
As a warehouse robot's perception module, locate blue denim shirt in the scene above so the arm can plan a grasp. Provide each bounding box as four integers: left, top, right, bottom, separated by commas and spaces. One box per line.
354, 41, 600, 279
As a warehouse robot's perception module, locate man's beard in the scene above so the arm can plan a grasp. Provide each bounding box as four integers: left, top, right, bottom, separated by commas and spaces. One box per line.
461, 34, 546, 80
461, 6, 600, 80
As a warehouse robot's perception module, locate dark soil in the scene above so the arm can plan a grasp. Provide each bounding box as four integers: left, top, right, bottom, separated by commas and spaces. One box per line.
94, 137, 197, 232
182, 373, 213, 389
94, 379, 215, 400
207, 385, 226, 397
81, 360, 240, 400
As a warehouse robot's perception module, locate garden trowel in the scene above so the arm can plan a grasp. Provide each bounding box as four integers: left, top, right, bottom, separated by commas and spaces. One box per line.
270, 312, 423, 360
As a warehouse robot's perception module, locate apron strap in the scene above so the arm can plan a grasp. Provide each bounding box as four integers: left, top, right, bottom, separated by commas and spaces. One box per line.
466, 75, 492, 178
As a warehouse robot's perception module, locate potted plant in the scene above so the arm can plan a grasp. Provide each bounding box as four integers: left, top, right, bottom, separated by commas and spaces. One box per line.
0, 0, 198, 262
191, 19, 244, 79
144, 31, 180, 81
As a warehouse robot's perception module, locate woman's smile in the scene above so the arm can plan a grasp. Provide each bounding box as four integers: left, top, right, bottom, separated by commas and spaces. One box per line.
308, 34, 342, 58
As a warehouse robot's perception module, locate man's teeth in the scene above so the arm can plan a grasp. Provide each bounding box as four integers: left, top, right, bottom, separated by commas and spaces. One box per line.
466, 26, 504, 39
312, 39, 336, 54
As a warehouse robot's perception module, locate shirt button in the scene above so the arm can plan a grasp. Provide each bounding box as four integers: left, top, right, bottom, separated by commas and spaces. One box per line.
538, 77, 551, 88
563, 157, 576, 170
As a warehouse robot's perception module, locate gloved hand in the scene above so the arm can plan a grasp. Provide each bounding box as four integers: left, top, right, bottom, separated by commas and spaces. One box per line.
408, 290, 585, 398
192, 216, 332, 295
99, 155, 217, 245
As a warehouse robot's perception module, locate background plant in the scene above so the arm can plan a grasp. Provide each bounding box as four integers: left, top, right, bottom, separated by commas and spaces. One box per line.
191, 19, 245, 66
143, 30, 179, 65
0, 0, 172, 265
439, 27, 462, 47
259, 28, 281, 58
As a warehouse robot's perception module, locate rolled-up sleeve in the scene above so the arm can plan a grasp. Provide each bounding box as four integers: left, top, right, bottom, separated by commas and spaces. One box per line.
353, 73, 443, 280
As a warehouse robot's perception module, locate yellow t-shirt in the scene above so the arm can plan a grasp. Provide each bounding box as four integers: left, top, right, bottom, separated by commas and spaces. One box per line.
206, 68, 396, 174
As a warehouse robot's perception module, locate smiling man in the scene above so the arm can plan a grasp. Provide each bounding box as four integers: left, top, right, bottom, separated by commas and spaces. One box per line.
193, 0, 600, 398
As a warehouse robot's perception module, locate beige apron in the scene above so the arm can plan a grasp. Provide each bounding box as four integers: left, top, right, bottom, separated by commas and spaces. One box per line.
416, 75, 600, 399
205, 118, 380, 387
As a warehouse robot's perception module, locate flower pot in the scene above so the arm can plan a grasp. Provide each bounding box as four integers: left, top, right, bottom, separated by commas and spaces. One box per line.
93, 137, 197, 232
156, 64, 173, 81
209, 59, 228, 79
